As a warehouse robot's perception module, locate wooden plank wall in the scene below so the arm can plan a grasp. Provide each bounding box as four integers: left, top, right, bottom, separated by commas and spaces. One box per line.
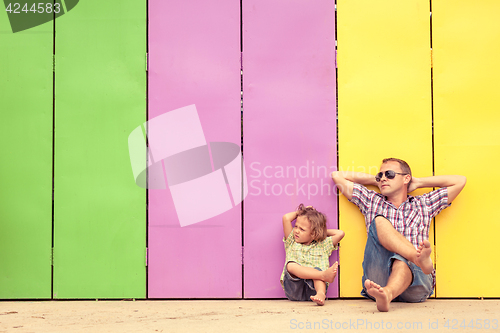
243, 0, 337, 298
147, 0, 243, 298
433, 0, 500, 297
0, 2, 53, 299
337, 0, 433, 297
1, 0, 499, 299
52, 0, 147, 298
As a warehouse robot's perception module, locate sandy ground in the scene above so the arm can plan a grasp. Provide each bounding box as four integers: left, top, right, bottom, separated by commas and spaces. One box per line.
0, 298, 499, 333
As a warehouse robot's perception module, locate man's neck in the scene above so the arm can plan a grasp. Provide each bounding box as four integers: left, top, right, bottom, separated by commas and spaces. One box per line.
386, 190, 408, 208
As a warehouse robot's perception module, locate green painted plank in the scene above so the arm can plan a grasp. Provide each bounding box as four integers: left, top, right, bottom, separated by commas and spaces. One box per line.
0, 7, 53, 298
53, 0, 146, 298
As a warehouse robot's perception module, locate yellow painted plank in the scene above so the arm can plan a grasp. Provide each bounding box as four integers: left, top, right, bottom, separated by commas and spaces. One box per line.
433, 0, 500, 297
337, 0, 433, 297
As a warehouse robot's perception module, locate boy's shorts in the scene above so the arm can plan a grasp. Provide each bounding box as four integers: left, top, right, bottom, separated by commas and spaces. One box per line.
282, 265, 328, 301
361, 218, 434, 303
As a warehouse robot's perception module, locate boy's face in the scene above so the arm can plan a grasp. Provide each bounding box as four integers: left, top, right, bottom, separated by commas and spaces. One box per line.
294, 216, 314, 245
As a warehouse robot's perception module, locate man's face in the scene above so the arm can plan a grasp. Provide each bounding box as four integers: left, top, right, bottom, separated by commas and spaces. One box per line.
377, 161, 410, 196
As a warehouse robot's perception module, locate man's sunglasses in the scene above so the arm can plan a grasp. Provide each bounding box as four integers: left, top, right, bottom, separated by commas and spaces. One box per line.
375, 170, 408, 182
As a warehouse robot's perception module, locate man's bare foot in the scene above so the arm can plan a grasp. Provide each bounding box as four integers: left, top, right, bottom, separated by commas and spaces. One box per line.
416, 240, 433, 274
322, 262, 338, 283
364, 279, 391, 312
310, 292, 326, 306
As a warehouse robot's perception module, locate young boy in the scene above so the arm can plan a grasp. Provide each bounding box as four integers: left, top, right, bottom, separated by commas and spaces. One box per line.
281, 204, 345, 305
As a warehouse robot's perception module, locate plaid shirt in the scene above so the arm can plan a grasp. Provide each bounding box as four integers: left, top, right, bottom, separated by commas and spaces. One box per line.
350, 183, 450, 248
280, 232, 338, 286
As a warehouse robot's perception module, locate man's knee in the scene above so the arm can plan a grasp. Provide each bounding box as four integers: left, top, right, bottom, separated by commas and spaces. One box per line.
374, 215, 392, 228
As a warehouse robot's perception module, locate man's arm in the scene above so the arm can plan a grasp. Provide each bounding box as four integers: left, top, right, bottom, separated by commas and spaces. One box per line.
331, 171, 378, 201
408, 175, 467, 203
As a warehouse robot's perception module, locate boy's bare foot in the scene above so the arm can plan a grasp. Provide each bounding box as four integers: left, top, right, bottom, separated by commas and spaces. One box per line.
364, 279, 391, 312
310, 292, 326, 306
322, 262, 338, 283
416, 240, 433, 274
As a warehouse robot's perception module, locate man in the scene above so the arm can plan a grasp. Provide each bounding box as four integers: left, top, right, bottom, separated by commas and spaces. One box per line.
331, 158, 466, 312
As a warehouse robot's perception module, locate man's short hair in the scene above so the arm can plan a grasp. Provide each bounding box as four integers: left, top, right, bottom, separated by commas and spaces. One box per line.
382, 158, 412, 188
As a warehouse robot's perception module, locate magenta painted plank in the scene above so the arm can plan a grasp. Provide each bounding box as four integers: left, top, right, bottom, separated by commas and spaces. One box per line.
148, 1, 242, 297
243, 0, 337, 298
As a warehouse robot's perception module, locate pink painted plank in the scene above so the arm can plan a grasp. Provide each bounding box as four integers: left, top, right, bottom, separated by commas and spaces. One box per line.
243, 0, 338, 298
148, 0, 242, 297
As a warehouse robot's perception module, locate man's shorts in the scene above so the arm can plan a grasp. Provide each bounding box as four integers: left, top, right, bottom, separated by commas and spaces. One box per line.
282, 265, 328, 301
361, 218, 434, 303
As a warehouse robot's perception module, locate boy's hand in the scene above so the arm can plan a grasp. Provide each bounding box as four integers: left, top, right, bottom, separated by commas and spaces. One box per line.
327, 229, 345, 246
283, 210, 299, 239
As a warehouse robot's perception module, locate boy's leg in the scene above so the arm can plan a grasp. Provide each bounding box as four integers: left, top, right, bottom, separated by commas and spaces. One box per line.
287, 262, 338, 284
282, 270, 308, 301
283, 266, 328, 302
310, 280, 327, 306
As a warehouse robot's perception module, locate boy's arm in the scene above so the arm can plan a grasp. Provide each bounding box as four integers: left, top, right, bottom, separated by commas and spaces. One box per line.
282, 210, 298, 239
408, 175, 467, 203
331, 171, 378, 201
326, 229, 345, 246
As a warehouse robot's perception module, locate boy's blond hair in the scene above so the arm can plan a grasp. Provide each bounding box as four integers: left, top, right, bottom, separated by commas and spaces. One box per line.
296, 204, 327, 242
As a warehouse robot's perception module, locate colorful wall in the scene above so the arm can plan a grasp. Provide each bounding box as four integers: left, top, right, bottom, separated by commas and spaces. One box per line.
0, 0, 498, 299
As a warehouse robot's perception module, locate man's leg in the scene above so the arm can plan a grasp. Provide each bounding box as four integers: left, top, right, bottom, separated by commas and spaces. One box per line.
362, 219, 431, 312
374, 216, 433, 274
364, 260, 412, 312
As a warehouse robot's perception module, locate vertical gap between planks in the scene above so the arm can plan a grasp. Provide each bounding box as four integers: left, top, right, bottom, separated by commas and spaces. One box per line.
334, 0, 340, 297
145, 0, 150, 299
51, 0, 57, 300
429, 0, 437, 297
240, 0, 245, 299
